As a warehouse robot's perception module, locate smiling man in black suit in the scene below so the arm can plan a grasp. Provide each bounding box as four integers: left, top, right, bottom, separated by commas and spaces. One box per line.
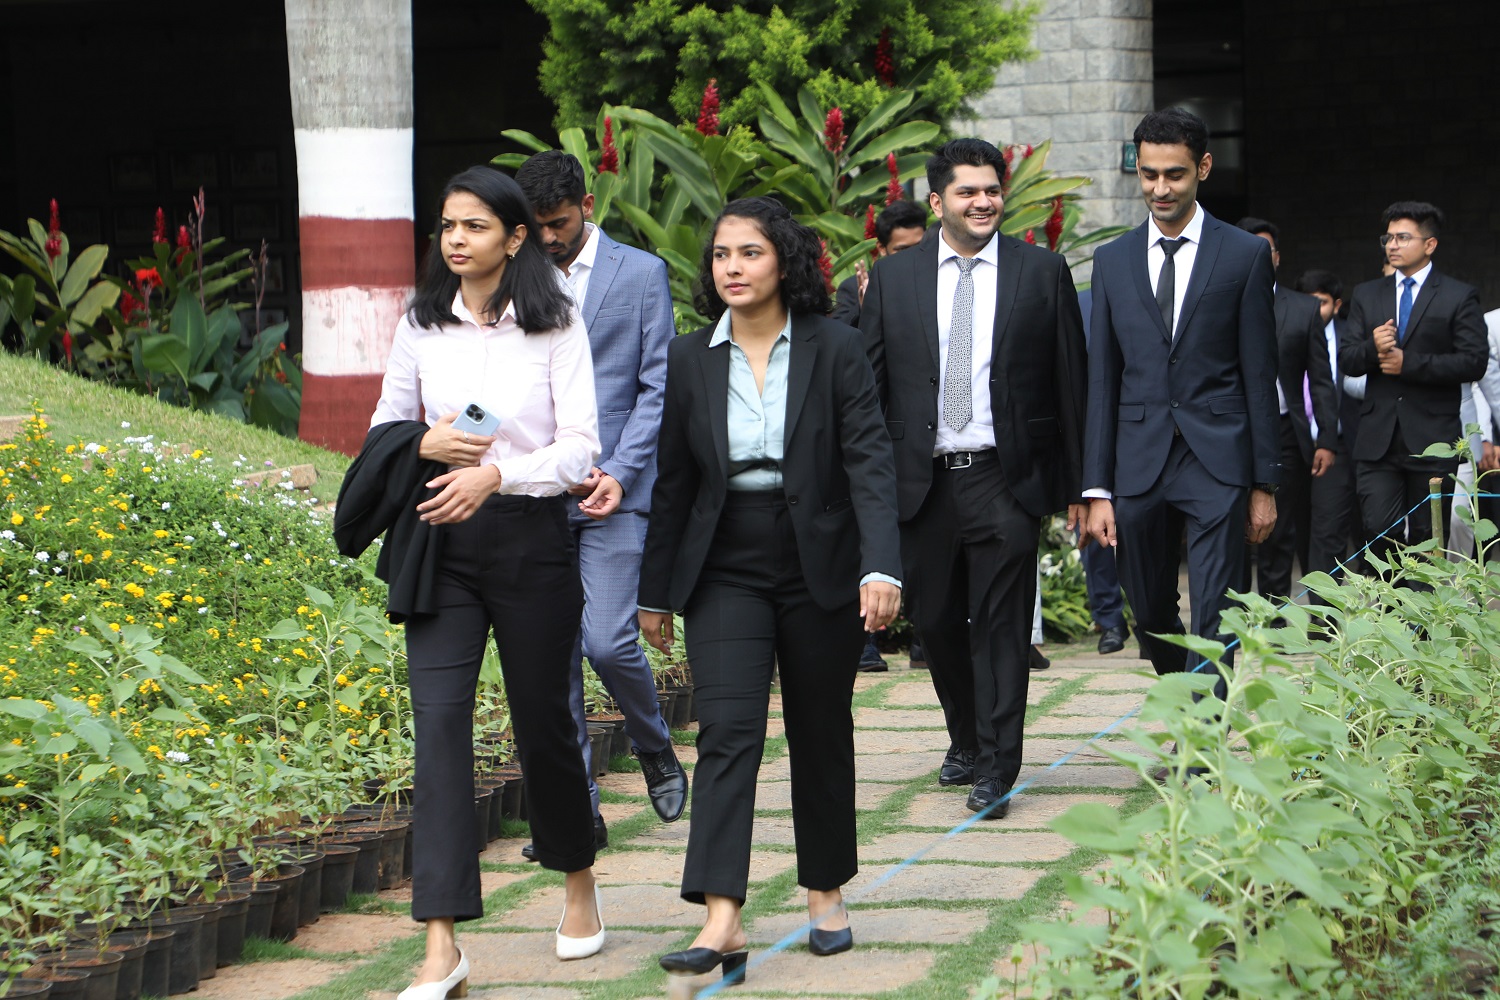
1338, 201, 1488, 566
860, 138, 1087, 818
1084, 107, 1279, 699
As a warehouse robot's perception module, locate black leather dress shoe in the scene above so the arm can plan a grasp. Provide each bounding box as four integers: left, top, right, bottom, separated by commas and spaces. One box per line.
636, 745, 688, 822
1028, 645, 1050, 671
938, 746, 977, 787
966, 776, 1011, 818
857, 637, 888, 672
1097, 624, 1129, 655
522, 814, 608, 862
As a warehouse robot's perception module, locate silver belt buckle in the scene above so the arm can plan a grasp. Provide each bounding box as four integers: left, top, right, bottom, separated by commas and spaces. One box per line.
946, 452, 973, 470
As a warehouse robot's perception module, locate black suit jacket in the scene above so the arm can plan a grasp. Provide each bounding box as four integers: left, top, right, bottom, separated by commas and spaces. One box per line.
1338, 268, 1489, 462
1084, 212, 1280, 496
1331, 316, 1363, 448
858, 233, 1088, 521
639, 313, 902, 612
1274, 284, 1338, 463
831, 273, 861, 327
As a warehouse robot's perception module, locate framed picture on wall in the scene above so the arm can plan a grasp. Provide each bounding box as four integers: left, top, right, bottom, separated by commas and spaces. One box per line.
110, 153, 158, 194
233, 202, 281, 242
229, 149, 279, 188
171, 152, 220, 192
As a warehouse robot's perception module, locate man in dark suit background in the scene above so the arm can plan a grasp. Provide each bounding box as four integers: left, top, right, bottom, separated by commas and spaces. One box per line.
1084, 108, 1279, 698
1234, 218, 1336, 603
832, 199, 929, 328
860, 138, 1087, 818
1338, 201, 1488, 565
1075, 287, 1130, 655
1295, 269, 1363, 574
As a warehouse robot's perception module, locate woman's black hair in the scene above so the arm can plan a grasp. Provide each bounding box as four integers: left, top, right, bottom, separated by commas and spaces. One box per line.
407, 165, 573, 333
694, 196, 831, 320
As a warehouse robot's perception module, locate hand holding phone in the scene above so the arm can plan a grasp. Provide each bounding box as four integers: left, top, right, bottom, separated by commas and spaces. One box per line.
420, 407, 498, 466
455, 402, 501, 436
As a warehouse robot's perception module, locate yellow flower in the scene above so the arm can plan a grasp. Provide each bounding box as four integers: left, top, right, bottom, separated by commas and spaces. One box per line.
60, 474, 72, 484
15, 595, 25, 603
191, 449, 204, 460
8, 512, 21, 525
154, 529, 169, 539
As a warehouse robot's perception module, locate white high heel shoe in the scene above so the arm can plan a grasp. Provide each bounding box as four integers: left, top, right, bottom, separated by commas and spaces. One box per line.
555, 886, 606, 960
396, 947, 469, 999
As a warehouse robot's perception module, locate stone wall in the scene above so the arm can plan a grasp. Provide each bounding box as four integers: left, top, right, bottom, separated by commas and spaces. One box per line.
961, 0, 1155, 279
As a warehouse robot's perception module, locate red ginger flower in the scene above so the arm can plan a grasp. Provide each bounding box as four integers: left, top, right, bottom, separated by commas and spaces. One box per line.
817, 239, 834, 291
823, 108, 846, 155
885, 152, 903, 206
1045, 196, 1065, 251
177, 225, 191, 249
136, 267, 162, 291
118, 290, 143, 322
44, 198, 61, 260
874, 28, 896, 87
1022, 143, 1035, 157
865, 204, 879, 259
599, 116, 619, 174
152, 208, 167, 244
696, 78, 721, 136
61, 329, 73, 364
1023, 229, 1037, 245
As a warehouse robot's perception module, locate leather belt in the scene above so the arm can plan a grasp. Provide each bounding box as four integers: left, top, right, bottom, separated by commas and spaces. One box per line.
937, 449, 997, 470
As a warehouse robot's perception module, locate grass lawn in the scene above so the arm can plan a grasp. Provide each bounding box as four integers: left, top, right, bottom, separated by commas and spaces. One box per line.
0, 352, 352, 501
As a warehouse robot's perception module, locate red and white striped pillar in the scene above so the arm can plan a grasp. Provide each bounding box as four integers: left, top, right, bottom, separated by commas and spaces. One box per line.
285, 0, 414, 455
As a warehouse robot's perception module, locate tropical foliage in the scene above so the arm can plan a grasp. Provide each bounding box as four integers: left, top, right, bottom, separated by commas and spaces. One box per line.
526, 0, 1038, 134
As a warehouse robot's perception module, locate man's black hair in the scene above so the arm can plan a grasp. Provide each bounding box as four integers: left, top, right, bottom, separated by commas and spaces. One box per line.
925, 139, 1009, 198
1133, 107, 1210, 163
1295, 269, 1344, 303
1235, 217, 1280, 248
875, 200, 929, 246
1380, 201, 1443, 239
514, 149, 588, 215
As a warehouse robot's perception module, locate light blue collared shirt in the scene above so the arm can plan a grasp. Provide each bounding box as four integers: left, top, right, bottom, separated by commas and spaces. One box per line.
712, 310, 791, 491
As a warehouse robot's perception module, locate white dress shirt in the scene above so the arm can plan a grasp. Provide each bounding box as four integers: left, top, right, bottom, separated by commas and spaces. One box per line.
935, 229, 999, 455
1309, 317, 1341, 441
371, 291, 601, 496
1272, 282, 1288, 416
1146, 203, 1205, 341
562, 222, 601, 306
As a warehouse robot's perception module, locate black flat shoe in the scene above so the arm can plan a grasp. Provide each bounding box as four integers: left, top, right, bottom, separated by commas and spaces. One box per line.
659, 947, 747, 985
808, 925, 853, 956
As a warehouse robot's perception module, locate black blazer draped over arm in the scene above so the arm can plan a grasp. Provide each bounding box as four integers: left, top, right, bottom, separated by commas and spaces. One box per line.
639, 313, 902, 613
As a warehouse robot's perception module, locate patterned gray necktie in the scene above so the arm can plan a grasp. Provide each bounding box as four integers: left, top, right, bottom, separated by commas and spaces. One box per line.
945, 256, 980, 431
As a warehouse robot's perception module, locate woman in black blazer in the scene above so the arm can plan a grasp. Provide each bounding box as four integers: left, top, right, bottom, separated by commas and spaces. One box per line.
639, 197, 902, 984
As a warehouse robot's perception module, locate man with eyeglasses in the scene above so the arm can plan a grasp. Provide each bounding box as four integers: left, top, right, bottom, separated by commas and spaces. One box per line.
1338, 201, 1488, 566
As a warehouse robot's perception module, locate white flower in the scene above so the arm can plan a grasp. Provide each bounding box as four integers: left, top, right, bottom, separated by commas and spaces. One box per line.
160, 502, 171, 511
197, 606, 208, 614
0, 530, 14, 541
183, 535, 194, 542
165, 750, 189, 764
34, 552, 49, 563
120, 421, 131, 429
229, 541, 240, 549
56, 551, 68, 562
84, 443, 101, 454
203, 737, 214, 746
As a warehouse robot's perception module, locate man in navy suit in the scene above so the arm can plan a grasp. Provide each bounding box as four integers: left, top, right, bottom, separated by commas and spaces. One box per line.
1083, 108, 1279, 695
517, 152, 686, 845
1338, 201, 1488, 566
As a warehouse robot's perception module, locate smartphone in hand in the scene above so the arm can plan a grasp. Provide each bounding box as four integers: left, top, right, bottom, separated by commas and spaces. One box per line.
455, 402, 500, 436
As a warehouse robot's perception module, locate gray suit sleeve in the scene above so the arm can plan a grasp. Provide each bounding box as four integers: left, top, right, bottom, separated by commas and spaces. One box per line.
599, 255, 674, 497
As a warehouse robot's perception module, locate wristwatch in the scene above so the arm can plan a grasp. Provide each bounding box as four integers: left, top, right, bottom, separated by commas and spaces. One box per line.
1253, 482, 1279, 495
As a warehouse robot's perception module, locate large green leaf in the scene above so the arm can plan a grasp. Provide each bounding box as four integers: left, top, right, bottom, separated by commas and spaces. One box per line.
835, 152, 927, 207
169, 293, 209, 376
829, 239, 877, 276
499, 128, 553, 154
140, 332, 190, 383
635, 132, 720, 219
58, 244, 109, 307
70, 279, 120, 327
558, 127, 592, 173
8, 273, 35, 325
845, 121, 941, 171
845, 88, 918, 154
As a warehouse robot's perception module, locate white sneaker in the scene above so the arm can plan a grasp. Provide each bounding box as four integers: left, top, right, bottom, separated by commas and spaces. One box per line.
555, 886, 606, 960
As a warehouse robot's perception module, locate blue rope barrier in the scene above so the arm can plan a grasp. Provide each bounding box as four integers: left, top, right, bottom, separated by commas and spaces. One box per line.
689, 492, 1495, 997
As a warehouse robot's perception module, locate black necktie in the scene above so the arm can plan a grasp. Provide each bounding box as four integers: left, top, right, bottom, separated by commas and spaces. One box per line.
1156, 237, 1186, 336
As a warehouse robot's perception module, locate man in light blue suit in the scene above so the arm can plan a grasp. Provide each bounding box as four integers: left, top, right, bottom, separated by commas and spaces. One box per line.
517, 152, 686, 850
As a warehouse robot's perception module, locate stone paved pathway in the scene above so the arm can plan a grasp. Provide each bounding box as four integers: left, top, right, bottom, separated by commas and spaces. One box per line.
197, 634, 1159, 1000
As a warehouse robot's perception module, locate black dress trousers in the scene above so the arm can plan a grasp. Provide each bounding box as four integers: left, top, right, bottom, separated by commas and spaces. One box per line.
680, 491, 864, 905
405, 494, 595, 922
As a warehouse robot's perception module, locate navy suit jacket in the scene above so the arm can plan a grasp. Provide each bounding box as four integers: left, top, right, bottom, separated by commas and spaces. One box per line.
577, 228, 675, 515
1084, 211, 1280, 496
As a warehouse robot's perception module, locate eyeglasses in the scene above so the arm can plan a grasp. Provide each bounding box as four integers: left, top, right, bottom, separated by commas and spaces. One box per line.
1378, 232, 1428, 248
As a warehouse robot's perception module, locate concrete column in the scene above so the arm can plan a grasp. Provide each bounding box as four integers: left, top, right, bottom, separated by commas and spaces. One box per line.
285, 0, 415, 454
961, 0, 1154, 280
